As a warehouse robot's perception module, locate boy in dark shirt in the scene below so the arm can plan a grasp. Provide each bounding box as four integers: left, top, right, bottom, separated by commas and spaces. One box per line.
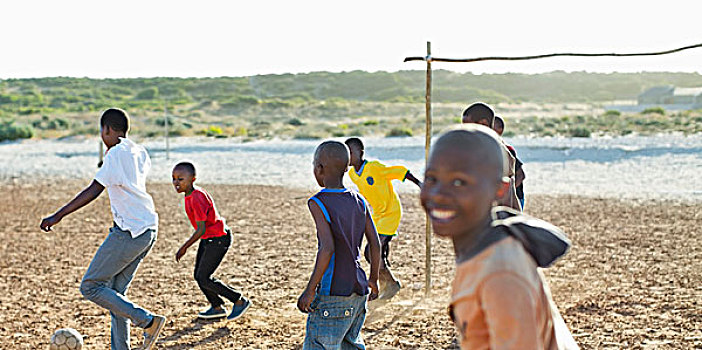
298, 141, 381, 349
494, 116, 526, 209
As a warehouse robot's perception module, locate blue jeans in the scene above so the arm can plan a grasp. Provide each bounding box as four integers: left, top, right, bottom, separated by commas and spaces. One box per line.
80, 225, 157, 350
303, 293, 368, 350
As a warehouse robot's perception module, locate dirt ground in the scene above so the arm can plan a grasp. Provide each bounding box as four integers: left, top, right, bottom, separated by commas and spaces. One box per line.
0, 181, 700, 349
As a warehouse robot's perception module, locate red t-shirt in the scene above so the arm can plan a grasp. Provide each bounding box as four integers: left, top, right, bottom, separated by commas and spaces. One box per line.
184, 187, 227, 239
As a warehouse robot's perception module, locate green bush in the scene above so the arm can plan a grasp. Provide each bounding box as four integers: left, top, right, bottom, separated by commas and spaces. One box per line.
288, 118, 304, 126
234, 127, 247, 136
363, 119, 379, 126
154, 117, 177, 127
262, 99, 294, 109
0, 121, 34, 141
386, 127, 413, 137
221, 95, 260, 108
569, 127, 591, 138
202, 125, 223, 137
47, 118, 70, 130
603, 110, 621, 117
293, 132, 322, 140
134, 87, 159, 100
642, 106, 665, 115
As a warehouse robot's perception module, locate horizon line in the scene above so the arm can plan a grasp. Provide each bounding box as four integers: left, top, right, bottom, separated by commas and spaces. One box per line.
2, 69, 702, 80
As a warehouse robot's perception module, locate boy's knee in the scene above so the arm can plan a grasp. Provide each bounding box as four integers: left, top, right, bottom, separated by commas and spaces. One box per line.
194, 272, 211, 286
80, 280, 99, 300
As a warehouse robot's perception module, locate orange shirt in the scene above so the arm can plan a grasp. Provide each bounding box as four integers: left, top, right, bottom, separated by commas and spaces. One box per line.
450, 237, 575, 350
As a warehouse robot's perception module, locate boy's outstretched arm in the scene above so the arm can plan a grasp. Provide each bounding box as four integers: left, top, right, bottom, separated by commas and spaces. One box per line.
364, 215, 381, 301
175, 221, 206, 262
405, 171, 423, 188
298, 200, 335, 313
40, 180, 104, 232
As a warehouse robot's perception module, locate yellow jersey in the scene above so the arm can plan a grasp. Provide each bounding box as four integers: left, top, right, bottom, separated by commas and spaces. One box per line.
348, 160, 408, 236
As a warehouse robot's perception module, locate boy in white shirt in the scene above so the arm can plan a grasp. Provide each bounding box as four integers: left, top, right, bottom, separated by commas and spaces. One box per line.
40, 108, 165, 350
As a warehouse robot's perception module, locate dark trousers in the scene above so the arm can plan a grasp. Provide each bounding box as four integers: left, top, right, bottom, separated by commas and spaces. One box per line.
364, 234, 393, 268
194, 231, 241, 308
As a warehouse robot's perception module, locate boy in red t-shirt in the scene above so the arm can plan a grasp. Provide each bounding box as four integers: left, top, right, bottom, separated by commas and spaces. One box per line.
172, 162, 251, 320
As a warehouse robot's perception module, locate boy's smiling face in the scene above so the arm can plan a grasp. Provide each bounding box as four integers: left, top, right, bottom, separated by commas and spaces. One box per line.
172, 167, 195, 194
420, 129, 507, 239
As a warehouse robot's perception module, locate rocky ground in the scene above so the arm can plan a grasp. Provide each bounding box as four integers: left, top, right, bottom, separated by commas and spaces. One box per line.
0, 181, 699, 349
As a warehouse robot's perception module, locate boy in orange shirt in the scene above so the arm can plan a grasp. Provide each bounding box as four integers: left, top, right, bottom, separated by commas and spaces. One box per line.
420, 125, 578, 349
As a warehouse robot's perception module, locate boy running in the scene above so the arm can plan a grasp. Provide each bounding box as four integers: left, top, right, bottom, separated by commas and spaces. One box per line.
298, 141, 381, 350
40, 108, 165, 350
172, 162, 251, 320
494, 115, 527, 210
462, 102, 521, 211
420, 125, 577, 349
344, 137, 421, 300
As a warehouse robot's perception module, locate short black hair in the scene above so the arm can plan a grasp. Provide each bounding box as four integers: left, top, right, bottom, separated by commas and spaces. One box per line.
315, 141, 350, 175
174, 161, 196, 176
494, 115, 505, 130
462, 102, 495, 127
100, 108, 130, 133
344, 137, 364, 150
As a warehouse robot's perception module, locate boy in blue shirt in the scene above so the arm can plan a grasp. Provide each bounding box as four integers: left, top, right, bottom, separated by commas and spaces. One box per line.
297, 141, 381, 350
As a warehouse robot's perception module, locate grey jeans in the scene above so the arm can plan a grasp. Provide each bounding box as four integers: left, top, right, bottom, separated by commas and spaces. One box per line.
80, 225, 157, 350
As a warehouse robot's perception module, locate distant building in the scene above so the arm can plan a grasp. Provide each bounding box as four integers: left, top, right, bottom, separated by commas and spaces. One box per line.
637, 85, 702, 108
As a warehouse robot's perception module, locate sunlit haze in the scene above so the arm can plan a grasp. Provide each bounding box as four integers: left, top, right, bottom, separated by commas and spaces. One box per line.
1, 0, 701, 78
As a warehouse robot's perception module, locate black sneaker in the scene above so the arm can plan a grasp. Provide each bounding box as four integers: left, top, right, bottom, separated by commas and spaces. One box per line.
198, 307, 227, 320
227, 297, 252, 320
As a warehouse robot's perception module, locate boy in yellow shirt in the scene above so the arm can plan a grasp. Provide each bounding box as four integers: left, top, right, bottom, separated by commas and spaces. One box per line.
420, 125, 577, 349
344, 137, 421, 300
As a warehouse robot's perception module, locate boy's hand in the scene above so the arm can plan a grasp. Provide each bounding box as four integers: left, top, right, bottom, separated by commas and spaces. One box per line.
297, 289, 315, 313
40, 214, 62, 232
175, 246, 188, 262
368, 279, 379, 301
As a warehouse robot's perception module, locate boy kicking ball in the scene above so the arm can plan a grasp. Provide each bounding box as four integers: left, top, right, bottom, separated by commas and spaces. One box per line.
172, 162, 251, 320
40, 108, 165, 350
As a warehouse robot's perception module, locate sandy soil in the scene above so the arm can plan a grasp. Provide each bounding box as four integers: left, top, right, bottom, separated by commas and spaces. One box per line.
0, 181, 700, 349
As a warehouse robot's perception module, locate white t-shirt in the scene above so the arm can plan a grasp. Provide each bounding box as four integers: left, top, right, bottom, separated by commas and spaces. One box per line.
94, 137, 158, 238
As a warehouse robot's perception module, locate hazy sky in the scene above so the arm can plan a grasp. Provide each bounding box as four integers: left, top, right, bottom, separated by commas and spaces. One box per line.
1, 0, 701, 78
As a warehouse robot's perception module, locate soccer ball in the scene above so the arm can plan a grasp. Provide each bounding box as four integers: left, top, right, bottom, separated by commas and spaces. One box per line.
49, 328, 83, 350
